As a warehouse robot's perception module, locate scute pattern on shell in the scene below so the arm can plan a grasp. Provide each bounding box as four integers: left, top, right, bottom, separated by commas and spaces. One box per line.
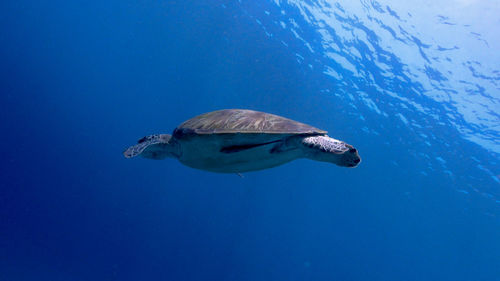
177, 109, 327, 135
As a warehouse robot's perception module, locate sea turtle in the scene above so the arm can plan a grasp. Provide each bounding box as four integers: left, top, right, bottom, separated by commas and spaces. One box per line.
123, 109, 361, 173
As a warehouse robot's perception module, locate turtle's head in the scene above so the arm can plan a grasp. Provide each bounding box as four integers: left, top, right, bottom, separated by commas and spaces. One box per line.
123, 134, 179, 160
302, 135, 361, 168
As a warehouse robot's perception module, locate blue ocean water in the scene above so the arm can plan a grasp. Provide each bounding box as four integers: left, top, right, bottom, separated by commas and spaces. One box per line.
1, 0, 499, 280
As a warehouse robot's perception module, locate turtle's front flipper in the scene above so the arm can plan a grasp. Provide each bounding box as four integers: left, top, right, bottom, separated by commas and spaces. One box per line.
123, 134, 173, 160
220, 140, 282, 153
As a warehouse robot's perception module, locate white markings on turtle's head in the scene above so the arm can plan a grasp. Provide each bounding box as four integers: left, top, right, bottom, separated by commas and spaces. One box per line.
302, 135, 361, 168
123, 134, 178, 159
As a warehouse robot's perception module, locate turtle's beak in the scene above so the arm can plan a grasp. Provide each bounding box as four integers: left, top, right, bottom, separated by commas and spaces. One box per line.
344, 147, 361, 168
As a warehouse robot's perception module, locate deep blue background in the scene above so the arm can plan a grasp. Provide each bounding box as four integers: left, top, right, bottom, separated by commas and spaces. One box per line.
1, 1, 499, 280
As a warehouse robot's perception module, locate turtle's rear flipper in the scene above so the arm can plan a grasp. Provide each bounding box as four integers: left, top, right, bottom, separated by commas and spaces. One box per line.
123, 134, 172, 159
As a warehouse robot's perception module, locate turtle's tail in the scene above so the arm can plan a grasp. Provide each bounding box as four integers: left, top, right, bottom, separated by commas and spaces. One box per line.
123, 134, 172, 159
